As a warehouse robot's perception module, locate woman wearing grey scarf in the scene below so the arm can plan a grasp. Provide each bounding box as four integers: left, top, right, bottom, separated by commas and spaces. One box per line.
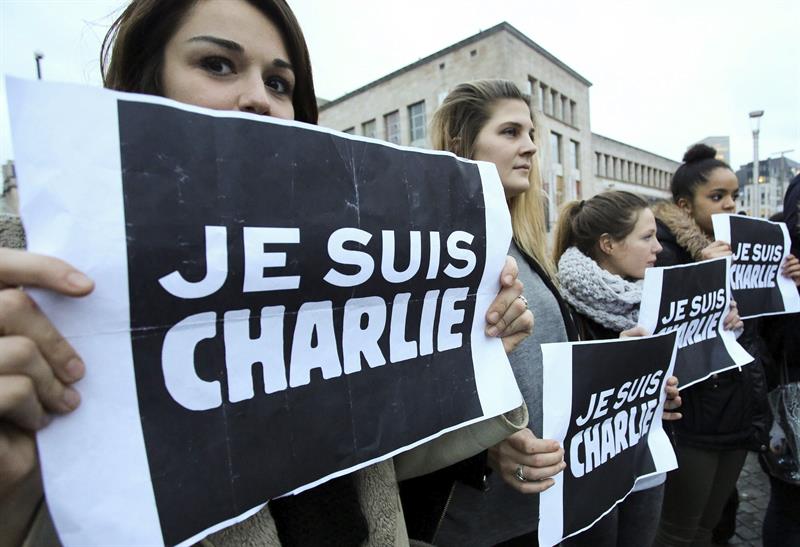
553, 191, 672, 547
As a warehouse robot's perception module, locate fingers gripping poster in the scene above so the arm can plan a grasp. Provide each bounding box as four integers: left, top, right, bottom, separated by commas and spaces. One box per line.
712, 214, 800, 319
637, 257, 753, 389
539, 333, 679, 546
7, 78, 522, 546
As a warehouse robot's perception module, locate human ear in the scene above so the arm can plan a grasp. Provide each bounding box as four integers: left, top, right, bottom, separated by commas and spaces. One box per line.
598, 234, 614, 256
676, 197, 692, 215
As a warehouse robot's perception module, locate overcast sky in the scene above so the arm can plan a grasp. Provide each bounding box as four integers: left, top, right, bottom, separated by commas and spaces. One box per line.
1, 0, 798, 169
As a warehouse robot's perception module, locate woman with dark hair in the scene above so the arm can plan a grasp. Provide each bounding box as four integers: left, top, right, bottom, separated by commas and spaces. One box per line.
0, 3, 533, 545
652, 144, 800, 546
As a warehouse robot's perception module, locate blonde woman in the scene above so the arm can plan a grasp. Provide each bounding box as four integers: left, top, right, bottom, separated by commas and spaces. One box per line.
401, 80, 572, 547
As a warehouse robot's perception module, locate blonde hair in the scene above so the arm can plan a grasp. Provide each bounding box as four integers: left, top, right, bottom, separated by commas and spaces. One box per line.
430, 79, 555, 279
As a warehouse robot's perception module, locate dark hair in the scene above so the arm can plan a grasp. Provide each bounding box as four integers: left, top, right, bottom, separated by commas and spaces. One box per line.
100, 0, 318, 124
553, 190, 649, 263
670, 143, 731, 202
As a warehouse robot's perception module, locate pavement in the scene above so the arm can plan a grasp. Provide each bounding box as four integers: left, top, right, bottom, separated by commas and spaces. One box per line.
720, 451, 771, 547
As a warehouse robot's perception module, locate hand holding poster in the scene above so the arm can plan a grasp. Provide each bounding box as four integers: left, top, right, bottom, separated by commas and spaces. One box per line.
712, 213, 800, 318
7, 78, 522, 546
637, 257, 752, 389
538, 333, 679, 547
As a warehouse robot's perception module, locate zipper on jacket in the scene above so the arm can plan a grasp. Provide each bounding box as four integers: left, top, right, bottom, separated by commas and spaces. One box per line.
431, 481, 457, 543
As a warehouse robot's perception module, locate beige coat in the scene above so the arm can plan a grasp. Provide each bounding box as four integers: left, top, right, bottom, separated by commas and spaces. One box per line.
22, 406, 527, 547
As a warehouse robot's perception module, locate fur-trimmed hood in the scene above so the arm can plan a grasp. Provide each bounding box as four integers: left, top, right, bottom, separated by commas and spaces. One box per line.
651, 200, 711, 262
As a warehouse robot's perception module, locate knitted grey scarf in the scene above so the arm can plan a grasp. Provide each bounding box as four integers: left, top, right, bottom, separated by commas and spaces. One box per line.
557, 246, 642, 332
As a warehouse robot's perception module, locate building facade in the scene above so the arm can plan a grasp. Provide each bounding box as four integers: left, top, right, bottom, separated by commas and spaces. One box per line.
319, 22, 677, 224
592, 134, 676, 202
698, 136, 731, 165
736, 155, 800, 218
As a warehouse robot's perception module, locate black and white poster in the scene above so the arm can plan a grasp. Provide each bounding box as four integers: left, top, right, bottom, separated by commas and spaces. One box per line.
637, 257, 753, 389
539, 333, 679, 547
7, 78, 522, 546
712, 213, 800, 319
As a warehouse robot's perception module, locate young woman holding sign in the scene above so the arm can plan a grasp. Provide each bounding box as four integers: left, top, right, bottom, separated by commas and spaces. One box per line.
400, 80, 573, 547
650, 143, 799, 546
0, 2, 534, 545
551, 190, 722, 547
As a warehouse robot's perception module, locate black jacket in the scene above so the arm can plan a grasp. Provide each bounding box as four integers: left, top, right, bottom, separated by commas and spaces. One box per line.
652, 201, 769, 452
573, 311, 619, 341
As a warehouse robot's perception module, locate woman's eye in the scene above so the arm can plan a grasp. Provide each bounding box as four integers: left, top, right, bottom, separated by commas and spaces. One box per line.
265, 76, 291, 95
201, 56, 234, 76
502, 127, 517, 136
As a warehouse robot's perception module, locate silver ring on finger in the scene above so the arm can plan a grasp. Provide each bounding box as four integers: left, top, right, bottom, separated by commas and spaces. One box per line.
517, 294, 528, 308
515, 464, 528, 482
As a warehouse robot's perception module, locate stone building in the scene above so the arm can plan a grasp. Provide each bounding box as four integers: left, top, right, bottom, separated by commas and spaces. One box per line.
737, 155, 800, 218
592, 134, 677, 202
698, 136, 731, 165
319, 22, 677, 224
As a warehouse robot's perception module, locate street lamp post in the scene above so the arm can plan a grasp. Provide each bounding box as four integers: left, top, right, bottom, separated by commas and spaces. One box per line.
749, 110, 764, 217
34, 51, 44, 80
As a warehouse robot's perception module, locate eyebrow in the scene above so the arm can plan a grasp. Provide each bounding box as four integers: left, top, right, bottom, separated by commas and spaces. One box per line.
187, 35, 294, 71
188, 35, 244, 52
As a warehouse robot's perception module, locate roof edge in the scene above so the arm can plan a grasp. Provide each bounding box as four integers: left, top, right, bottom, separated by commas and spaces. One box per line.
319, 22, 591, 111
592, 133, 681, 165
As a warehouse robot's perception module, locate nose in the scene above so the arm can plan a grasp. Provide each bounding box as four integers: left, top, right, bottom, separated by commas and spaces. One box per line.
237, 72, 271, 116
722, 195, 736, 211
654, 239, 663, 254
520, 135, 537, 157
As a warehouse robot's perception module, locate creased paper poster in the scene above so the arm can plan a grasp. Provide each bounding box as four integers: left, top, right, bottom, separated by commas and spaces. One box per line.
712, 213, 800, 319
539, 332, 679, 547
7, 77, 522, 547
637, 257, 753, 389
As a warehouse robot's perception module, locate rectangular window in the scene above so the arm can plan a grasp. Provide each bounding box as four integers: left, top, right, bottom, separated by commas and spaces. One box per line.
343, 127, 355, 134
570, 100, 577, 126
384, 110, 400, 144
408, 101, 426, 143
550, 132, 562, 164
569, 140, 579, 170
550, 89, 559, 118
538, 83, 546, 112
361, 119, 376, 139
560, 95, 568, 122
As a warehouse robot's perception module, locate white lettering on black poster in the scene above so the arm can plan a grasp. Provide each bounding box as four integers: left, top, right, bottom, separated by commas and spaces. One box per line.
637, 258, 753, 389
712, 214, 800, 318
539, 333, 678, 546
7, 78, 521, 547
